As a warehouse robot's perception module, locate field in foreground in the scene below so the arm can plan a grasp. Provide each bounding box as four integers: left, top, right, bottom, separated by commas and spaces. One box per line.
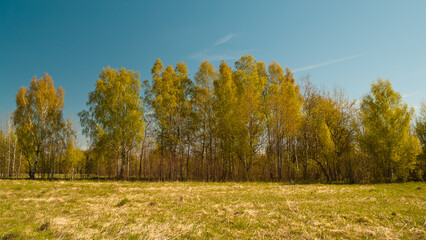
0, 181, 425, 239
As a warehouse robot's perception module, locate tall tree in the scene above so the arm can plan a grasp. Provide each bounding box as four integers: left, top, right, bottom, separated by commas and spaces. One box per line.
233, 55, 267, 180
213, 60, 237, 180
79, 67, 144, 180
150, 58, 166, 180
265, 62, 302, 181
359, 79, 421, 182
298, 80, 358, 183
193, 60, 217, 181
174, 62, 193, 180
13, 73, 71, 179
325, 89, 358, 182
151, 59, 187, 180
415, 101, 426, 180
62, 135, 85, 180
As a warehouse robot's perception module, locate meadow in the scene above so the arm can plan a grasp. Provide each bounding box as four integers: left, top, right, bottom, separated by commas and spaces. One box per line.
0, 180, 425, 239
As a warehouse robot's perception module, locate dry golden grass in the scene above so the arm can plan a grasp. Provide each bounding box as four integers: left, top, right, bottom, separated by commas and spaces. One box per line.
0, 180, 425, 239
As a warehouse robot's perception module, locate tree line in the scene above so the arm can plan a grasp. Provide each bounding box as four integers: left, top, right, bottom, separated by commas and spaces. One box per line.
1, 55, 425, 183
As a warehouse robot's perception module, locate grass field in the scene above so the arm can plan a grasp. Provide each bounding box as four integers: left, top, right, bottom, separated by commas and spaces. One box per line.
0, 181, 425, 239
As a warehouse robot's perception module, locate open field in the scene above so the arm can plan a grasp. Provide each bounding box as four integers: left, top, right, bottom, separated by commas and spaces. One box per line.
0, 181, 425, 239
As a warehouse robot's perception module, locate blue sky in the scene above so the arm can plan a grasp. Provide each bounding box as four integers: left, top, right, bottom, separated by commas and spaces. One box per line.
1, 0, 425, 142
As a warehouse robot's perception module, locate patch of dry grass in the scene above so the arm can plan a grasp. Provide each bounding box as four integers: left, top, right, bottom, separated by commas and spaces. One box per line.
0, 181, 424, 239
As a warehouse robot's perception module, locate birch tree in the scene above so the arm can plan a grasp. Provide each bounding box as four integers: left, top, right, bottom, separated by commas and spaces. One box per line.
233, 55, 267, 180
193, 60, 217, 181
79, 67, 144, 180
213, 60, 237, 180
265, 62, 302, 181
359, 79, 421, 182
13, 73, 71, 179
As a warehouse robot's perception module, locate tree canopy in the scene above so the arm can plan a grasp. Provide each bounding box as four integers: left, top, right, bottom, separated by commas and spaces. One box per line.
4, 56, 424, 183
79, 67, 144, 180
13, 73, 71, 179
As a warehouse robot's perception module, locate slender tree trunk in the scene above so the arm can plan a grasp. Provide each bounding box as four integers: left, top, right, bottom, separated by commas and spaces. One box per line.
201, 136, 206, 181
97, 160, 100, 181
7, 131, 11, 178
143, 149, 147, 179
115, 152, 119, 180
127, 150, 130, 180
119, 147, 126, 180
173, 148, 177, 181
294, 140, 299, 175
10, 141, 15, 178
30, 145, 40, 179
314, 154, 330, 182
277, 137, 282, 181
159, 146, 163, 181
287, 140, 292, 182
148, 151, 153, 181
247, 138, 254, 181
178, 127, 183, 181
3, 143, 7, 178
168, 151, 172, 181
186, 139, 191, 180
207, 135, 212, 182
139, 146, 143, 180
18, 151, 21, 179
180, 144, 184, 181
304, 144, 309, 181
49, 145, 54, 179
228, 148, 232, 181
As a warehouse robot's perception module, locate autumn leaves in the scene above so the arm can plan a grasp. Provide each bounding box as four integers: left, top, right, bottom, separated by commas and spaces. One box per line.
14, 74, 72, 179
12, 56, 425, 182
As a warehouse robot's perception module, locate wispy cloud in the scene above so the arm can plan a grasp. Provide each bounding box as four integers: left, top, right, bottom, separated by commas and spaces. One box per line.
188, 33, 249, 61
402, 91, 422, 99
293, 54, 364, 73
189, 48, 255, 62
214, 33, 236, 46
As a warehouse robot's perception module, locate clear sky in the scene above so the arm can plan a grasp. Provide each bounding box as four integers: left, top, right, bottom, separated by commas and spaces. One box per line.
1, 0, 425, 139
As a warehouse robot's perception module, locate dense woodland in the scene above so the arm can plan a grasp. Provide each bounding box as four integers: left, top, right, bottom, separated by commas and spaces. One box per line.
1, 55, 425, 183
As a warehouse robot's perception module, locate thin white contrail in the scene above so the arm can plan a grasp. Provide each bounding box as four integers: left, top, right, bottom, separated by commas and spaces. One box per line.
215, 33, 236, 46
293, 54, 364, 73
